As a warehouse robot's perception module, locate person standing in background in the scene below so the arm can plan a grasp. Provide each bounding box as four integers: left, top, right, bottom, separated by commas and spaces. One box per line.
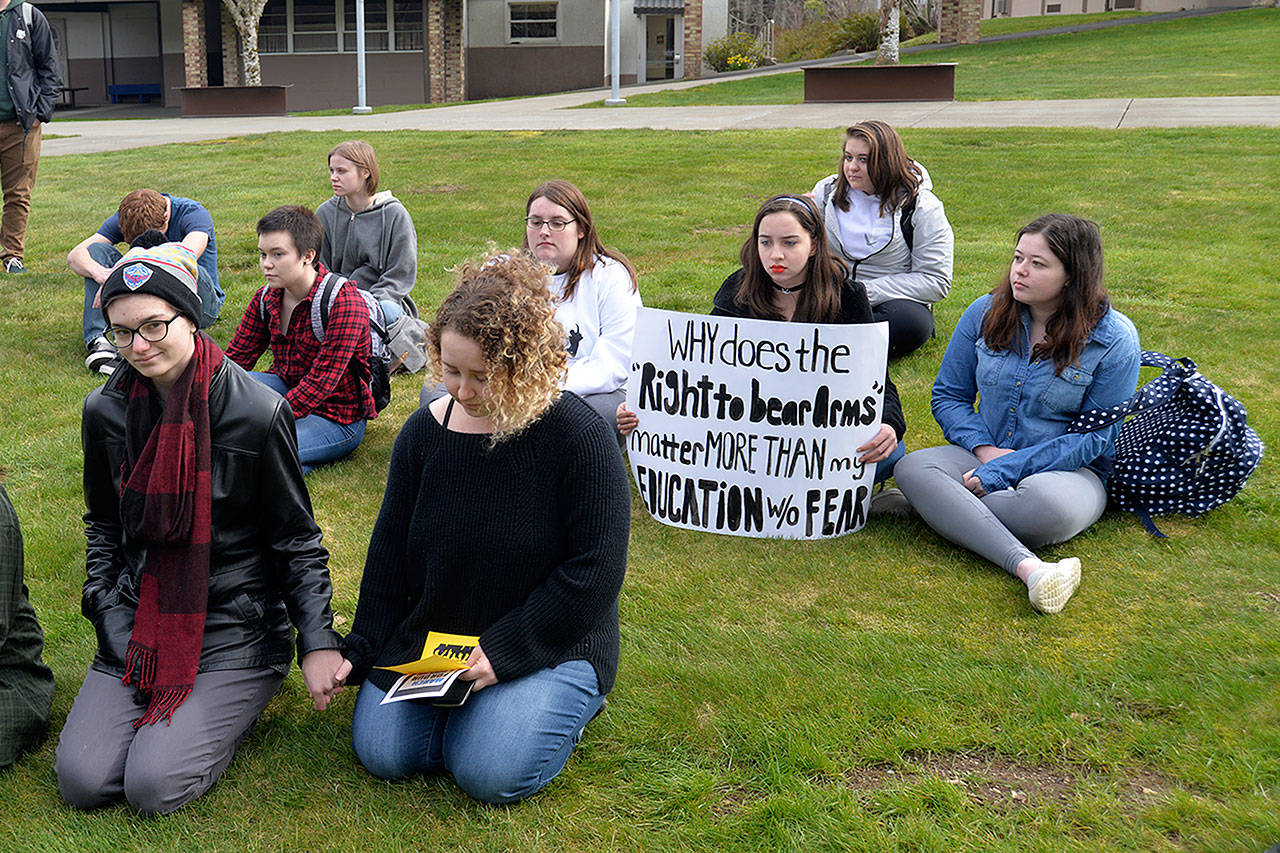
0, 0, 60, 274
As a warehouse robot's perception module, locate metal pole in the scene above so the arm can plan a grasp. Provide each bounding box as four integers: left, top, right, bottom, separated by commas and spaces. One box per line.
605, 0, 625, 105
353, 0, 372, 113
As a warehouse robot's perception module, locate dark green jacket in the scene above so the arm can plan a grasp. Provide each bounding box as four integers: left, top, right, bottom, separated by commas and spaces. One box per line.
0, 483, 55, 768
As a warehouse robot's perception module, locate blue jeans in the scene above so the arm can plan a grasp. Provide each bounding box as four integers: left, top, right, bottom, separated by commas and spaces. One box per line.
351, 660, 604, 805
378, 299, 404, 326
83, 242, 225, 346
876, 439, 906, 485
249, 372, 366, 474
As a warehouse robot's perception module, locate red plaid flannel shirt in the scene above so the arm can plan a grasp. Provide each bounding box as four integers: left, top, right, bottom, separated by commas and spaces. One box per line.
226, 264, 376, 423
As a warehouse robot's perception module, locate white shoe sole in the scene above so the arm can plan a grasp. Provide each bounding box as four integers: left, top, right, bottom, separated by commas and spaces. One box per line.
1028, 557, 1081, 614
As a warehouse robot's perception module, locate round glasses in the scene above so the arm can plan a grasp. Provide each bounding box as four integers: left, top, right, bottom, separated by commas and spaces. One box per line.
525, 216, 576, 232
105, 315, 183, 348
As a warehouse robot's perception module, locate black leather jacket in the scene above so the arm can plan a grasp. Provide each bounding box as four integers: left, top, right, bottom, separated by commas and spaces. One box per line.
81, 358, 341, 677
5, 2, 60, 131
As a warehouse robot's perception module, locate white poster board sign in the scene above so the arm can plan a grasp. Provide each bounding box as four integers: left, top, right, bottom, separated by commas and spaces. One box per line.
625, 308, 889, 540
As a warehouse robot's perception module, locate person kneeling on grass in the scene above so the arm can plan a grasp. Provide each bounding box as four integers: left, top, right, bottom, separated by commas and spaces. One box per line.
225, 205, 378, 474
337, 250, 630, 804
56, 241, 345, 816
893, 214, 1140, 615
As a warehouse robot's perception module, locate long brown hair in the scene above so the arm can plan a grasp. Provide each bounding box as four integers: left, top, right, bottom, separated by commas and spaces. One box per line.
734, 195, 846, 323
832, 120, 921, 218
522, 180, 637, 302
981, 214, 1110, 375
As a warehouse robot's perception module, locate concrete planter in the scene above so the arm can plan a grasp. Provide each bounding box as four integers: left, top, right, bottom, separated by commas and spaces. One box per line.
178, 85, 290, 117
803, 63, 956, 103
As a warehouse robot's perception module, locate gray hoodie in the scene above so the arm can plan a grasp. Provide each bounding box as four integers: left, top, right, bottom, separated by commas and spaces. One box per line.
811, 162, 954, 308
317, 191, 419, 318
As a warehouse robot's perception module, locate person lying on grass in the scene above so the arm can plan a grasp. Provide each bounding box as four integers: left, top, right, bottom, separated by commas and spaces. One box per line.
618, 193, 905, 485
894, 214, 1140, 615
56, 241, 345, 816
340, 250, 630, 804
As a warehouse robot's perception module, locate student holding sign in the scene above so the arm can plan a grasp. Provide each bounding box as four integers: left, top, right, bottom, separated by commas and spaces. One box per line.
619, 194, 905, 483
810, 120, 954, 359
895, 215, 1140, 614
341, 251, 630, 804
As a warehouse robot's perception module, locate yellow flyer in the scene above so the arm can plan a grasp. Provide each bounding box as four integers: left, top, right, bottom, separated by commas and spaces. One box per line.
375, 631, 479, 675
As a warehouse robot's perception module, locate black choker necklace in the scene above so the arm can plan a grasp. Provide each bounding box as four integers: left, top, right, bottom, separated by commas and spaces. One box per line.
772, 282, 804, 294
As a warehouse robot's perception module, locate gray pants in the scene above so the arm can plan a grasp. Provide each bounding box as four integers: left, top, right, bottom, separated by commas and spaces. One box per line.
894, 444, 1107, 576
55, 666, 284, 815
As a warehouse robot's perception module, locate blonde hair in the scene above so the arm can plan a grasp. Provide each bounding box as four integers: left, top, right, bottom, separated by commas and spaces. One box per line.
427, 250, 567, 441
328, 140, 380, 194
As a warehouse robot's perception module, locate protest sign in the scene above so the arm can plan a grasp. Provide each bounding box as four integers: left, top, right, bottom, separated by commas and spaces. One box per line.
625, 308, 888, 540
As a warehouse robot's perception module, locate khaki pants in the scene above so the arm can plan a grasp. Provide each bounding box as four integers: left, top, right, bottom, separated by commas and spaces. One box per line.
0, 120, 41, 263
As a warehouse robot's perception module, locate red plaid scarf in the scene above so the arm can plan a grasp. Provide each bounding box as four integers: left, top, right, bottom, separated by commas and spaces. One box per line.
119, 332, 223, 727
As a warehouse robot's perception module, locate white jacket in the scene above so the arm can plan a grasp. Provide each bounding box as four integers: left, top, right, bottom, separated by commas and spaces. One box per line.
550, 256, 642, 397
812, 162, 954, 308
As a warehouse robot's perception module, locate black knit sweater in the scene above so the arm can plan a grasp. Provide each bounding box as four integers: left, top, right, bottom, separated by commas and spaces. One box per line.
343, 393, 631, 694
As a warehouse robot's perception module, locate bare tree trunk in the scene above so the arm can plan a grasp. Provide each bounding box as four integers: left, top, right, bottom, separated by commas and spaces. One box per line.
876, 0, 900, 64
222, 0, 268, 85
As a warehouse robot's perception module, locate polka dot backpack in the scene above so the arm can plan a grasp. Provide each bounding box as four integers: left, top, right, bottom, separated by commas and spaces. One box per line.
1068, 351, 1264, 537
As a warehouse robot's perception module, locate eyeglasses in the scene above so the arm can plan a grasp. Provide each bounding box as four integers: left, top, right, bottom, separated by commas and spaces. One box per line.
525, 216, 577, 232
105, 315, 183, 348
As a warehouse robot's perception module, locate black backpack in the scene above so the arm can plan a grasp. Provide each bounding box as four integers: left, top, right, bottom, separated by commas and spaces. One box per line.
259, 273, 392, 412
1068, 351, 1264, 537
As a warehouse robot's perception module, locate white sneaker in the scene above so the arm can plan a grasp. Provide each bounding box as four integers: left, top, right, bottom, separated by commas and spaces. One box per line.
1026, 558, 1081, 614
85, 336, 119, 376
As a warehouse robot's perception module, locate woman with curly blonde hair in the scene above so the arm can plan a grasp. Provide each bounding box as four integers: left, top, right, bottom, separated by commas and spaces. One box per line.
339, 251, 631, 804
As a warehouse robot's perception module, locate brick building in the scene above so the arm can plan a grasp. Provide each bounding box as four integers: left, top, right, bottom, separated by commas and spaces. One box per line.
40, 0, 727, 111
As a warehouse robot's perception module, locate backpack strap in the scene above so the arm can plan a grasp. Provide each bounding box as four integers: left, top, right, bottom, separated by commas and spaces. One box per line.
899, 194, 917, 254
1066, 350, 1189, 433
23, 3, 33, 28
310, 272, 343, 344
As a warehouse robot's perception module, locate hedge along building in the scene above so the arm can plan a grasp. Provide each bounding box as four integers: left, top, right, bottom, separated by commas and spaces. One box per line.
41, 0, 727, 111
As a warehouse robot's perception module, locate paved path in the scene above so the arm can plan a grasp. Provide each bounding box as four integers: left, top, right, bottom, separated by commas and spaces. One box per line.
42, 6, 1277, 157
43, 93, 1280, 157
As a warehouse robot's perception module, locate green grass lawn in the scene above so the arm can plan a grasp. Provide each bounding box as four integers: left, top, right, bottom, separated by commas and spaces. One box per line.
1, 126, 1277, 850
595, 8, 1279, 107
902, 8, 1156, 46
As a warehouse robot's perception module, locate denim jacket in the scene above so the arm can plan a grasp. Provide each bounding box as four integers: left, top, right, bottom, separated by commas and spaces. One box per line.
932, 294, 1140, 492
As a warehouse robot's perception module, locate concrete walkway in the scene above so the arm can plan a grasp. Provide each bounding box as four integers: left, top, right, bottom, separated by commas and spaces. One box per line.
42, 6, 1277, 157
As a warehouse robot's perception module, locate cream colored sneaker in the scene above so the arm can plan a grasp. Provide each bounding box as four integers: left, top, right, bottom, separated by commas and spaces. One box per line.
1026, 557, 1081, 614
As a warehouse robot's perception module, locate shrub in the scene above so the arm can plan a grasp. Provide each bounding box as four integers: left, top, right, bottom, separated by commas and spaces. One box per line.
704, 32, 764, 72
825, 12, 880, 54
776, 10, 936, 63
775, 18, 831, 63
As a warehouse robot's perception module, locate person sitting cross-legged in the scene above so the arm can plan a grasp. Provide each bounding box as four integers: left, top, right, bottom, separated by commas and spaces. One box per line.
225, 205, 377, 474
68, 189, 225, 375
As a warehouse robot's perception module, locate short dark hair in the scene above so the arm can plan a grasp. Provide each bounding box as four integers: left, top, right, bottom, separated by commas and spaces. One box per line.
257, 205, 324, 260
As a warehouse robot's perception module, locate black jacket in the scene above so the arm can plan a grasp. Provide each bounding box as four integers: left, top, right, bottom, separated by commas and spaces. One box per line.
711, 270, 907, 440
81, 358, 341, 677
5, 1, 60, 131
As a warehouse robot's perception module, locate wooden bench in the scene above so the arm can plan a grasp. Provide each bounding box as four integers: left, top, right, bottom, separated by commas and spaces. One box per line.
107, 83, 163, 104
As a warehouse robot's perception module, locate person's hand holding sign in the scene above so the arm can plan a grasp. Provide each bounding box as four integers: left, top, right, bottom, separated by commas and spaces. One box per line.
856, 423, 897, 464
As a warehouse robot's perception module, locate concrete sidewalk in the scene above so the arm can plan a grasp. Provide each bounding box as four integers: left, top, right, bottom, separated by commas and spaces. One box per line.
42, 93, 1280, 157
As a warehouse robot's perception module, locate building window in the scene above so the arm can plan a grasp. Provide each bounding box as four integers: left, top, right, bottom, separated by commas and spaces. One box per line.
344, 0, 388, 50
508, 2, 557, 41
259, 0, 424, 54
394, 0, 424, 50
1045, 2, 1061, 9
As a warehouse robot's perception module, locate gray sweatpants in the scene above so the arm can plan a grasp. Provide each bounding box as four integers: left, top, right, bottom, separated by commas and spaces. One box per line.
55, 666, 284, 815
894, 444, 1107, 576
